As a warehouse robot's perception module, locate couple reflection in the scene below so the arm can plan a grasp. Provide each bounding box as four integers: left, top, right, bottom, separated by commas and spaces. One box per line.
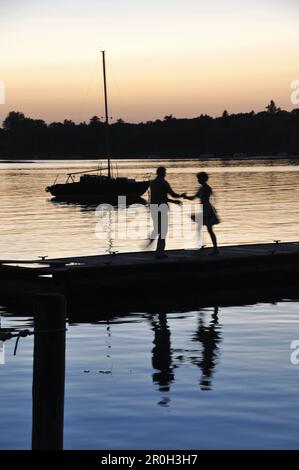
190, 306, 221, 390
150, 307, 222, 403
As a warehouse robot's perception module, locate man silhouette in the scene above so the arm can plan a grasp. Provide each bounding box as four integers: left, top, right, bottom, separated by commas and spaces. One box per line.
147, 167, 185, 258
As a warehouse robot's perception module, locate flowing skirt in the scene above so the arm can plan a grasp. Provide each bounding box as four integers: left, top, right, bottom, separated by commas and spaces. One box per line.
203, 203, 220, 226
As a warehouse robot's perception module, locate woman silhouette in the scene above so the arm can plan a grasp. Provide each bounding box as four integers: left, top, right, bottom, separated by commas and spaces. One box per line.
185, 172, 219, 255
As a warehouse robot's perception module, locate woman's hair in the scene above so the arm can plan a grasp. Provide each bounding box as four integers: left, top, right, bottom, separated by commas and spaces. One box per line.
197, 171, 209, 183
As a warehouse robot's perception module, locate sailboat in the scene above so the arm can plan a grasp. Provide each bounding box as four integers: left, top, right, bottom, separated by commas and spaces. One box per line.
46, 51, 150, 203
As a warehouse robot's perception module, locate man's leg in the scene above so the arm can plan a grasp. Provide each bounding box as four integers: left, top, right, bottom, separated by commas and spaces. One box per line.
144, 205, 158, 248
156, 205, 168, 257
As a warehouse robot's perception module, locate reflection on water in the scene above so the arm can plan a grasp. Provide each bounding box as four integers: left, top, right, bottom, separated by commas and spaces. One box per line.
150, 307, 222, 396
1, 300, 299, 449
191, 307, 221, 391
150, 314, 174, 393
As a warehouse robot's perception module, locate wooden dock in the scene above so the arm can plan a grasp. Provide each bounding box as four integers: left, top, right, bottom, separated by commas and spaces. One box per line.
1, 242, 299, 314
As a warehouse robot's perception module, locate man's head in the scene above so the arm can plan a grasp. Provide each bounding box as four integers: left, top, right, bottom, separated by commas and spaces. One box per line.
156, 166, 166, 179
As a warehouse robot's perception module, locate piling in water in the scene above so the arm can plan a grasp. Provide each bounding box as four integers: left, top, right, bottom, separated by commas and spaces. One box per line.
32, 294, 66, 450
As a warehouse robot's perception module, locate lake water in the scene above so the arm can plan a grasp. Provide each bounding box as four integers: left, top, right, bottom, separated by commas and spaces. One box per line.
0, 158, 299, 449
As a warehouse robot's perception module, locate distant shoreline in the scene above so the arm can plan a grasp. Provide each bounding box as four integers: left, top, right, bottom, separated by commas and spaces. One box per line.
0, 155, 299, 162
1, 106, 299, 160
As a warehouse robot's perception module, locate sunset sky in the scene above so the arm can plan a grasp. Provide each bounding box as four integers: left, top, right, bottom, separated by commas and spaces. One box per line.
0, 0, 298, 123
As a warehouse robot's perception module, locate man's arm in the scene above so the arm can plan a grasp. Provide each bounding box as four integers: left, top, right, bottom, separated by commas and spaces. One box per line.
166, 181, 185, 199
167, 198, 182, 205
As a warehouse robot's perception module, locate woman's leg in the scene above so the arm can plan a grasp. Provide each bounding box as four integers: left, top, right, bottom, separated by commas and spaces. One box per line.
207, 224, 218, 251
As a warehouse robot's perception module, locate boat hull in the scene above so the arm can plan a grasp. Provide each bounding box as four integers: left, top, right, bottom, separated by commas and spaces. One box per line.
46, 180, 150, 202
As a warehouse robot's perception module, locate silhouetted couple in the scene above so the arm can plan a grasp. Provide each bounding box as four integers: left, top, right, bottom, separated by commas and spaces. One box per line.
147, 167, 219, 258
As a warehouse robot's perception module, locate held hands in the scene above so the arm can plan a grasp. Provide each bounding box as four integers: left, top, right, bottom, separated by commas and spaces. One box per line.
178, 192, 191, 200
183, 194, 194, 200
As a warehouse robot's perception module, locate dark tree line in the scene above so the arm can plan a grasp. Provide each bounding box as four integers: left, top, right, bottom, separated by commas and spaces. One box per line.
0, 101, 299, 159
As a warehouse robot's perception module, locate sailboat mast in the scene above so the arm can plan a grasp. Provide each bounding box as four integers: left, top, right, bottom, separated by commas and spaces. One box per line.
101, 50, 111, 178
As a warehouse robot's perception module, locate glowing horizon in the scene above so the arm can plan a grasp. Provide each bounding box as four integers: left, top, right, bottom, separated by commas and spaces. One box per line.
0, 0, 298, 124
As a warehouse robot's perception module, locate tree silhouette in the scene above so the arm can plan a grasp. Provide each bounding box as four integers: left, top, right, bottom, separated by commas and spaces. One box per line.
3, 111, 26, 131
266, 100, 281, 114
1, 103, 299, 159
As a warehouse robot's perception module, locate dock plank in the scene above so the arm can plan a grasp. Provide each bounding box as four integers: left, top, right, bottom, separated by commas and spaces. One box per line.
1, 241, 299, 312
1, 242, 299, 274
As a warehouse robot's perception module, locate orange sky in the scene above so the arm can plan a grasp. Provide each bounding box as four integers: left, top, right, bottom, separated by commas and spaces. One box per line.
0, 0, 299, 123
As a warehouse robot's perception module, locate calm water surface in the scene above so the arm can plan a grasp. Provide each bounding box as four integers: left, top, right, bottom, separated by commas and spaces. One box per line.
0, 158, 298, 257
0, 159, 299, 449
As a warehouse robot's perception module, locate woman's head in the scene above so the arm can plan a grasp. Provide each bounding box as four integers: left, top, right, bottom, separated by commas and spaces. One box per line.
197, 171, 209, 184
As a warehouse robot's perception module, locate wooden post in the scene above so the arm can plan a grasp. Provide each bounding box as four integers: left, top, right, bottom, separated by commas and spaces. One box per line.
32, 294, 67, 450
